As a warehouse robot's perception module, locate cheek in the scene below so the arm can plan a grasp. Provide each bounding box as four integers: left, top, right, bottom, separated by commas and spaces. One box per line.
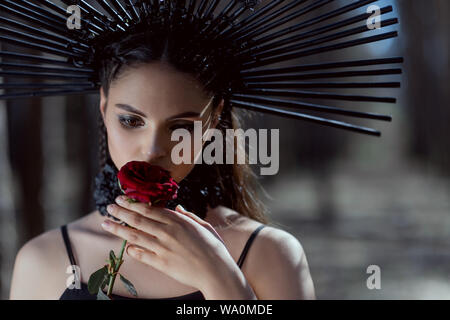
166, 138, 193, 182
106, 121, 138, 169
167, 133, 204, 182
170, 163, 196, 183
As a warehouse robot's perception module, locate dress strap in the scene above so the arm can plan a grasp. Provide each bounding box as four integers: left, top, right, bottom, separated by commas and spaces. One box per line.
237, 224, 266, 268
60, 224, 77, 267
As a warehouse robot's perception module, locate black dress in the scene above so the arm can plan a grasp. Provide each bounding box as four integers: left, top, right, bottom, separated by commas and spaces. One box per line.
59, 224, 266, 300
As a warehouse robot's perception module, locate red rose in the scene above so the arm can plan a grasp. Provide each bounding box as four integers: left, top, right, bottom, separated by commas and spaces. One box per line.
117, 161, 179, 206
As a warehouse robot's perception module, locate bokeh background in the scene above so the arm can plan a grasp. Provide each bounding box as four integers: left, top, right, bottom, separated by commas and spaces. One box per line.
0, 0, 449, 299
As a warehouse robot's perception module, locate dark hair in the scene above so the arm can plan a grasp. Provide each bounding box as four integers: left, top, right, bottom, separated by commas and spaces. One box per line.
94, 24, 271, 225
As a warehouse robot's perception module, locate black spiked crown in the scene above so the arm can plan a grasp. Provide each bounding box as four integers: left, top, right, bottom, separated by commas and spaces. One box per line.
0, 0, 403, 136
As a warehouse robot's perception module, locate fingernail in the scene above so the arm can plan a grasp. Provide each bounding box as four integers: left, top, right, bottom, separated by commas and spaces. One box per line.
101, 220, 111, 229
176, 204, 185, 211
116, 196, 125, 204
106, 204, 114, 213
127, 246, 144, 255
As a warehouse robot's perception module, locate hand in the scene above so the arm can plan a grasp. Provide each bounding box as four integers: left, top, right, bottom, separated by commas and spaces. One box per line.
102, 195, 231, 291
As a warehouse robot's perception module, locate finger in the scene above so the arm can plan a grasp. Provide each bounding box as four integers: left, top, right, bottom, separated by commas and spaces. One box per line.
101, 219, 168, 254
175, 204, 206, 225
126, 243, 155, 256
126, 244, 165, 271
106, 204, 168, 240
114, 195, 172, 225
175, 205, 225, 244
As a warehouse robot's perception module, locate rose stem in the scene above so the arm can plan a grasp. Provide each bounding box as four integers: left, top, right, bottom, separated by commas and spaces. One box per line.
106, 239, 127, 298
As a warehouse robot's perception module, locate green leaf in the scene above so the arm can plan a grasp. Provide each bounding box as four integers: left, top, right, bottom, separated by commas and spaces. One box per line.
109, 250, 117, 270
97, 287, 111, 300
119, 274, 138, 297
87, 265, 108, 295
109, 250, 117, 261
100, 274, 110, 290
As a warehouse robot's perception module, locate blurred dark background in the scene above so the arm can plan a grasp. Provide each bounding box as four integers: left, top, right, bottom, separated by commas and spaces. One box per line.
0, 0, 449, 299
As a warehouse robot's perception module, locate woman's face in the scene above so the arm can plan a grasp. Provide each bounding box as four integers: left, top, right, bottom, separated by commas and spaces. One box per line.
100, 61, 224, 183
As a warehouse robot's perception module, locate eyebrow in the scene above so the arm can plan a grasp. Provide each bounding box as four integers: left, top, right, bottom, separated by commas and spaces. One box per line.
167, 111, 201, 120
115, 104, 201, 120
115, 104, 147, 118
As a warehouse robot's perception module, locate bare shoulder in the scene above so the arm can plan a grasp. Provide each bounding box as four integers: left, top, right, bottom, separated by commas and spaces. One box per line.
234, 220, 316, 300
9, 225, 72, 299
251, 224, 305, 257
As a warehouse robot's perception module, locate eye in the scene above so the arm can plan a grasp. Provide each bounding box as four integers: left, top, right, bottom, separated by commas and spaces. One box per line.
118, 115, 144, 129
170, 122, 195, 132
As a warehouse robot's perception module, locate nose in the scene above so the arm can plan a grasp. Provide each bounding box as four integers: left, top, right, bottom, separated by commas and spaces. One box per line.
140, 131, 168, 164
141, 148, 165, 162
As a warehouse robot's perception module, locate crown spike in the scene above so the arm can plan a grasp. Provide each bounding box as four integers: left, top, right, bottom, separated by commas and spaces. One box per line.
187, 0, 199, 17
244, 18, 399, 62
60, 0, 117, 31
244, 81, 401, 89
241, 57, 404, 76
93, 0, 130, 29
0, 51, 71, 66
230, 99, 382, 137
0, 16, 89, 50
124, 0, 140, 20
0, 26, 88, 56
258, 0, 378, 45
243, 68, 402, 81
238, 88, 397, 103
0, 35, 84, 59
0, 62, 93, 74
242, 31, 399, 69
202, 0, 222, 19
0, 70, 91, 80
0, 83, 96, 90
0, 2, 76, 36
201, 1, 255, 39
17, 0, 69, 23
0, 89, 98, 100
109, 0, 134, 21
196, 0, 210, 18
220, 0, 284, 37
235, 0, 332, 43
13, 0, 70, 28
200, 0, 239, 35
12, 0, 102, 36
226, 0, 312, 41
231, 93, 392, 121
240, 3, 392, 56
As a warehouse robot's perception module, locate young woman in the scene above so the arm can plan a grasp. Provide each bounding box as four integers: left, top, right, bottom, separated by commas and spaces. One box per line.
9, 29, 315, 301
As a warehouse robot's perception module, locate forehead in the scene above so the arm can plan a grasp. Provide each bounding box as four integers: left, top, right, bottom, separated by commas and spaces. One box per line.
108, 61, 212, 116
